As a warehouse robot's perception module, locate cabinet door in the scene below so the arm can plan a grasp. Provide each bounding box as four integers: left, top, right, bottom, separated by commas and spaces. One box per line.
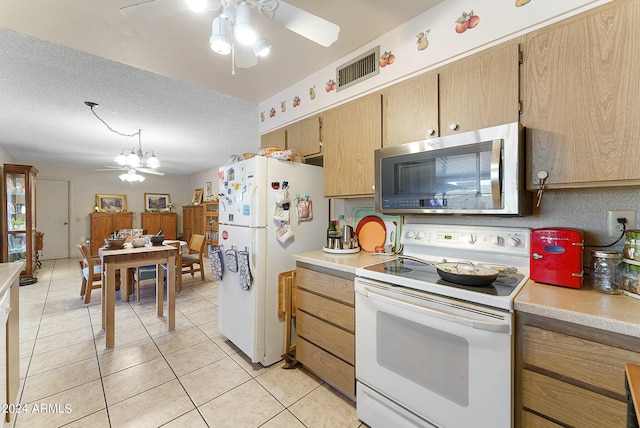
90, 213, 112, 256
182, 206, 194, 243
260, 128, 286, 148
523, 0, 640, 189
439, 41, 520, 136
322, 93, 382, 197
383, 71, 439, 147
111, 212, 133, 232
161, 213, 177, 240
141, 213, 162, 236
286, 116, 322, 157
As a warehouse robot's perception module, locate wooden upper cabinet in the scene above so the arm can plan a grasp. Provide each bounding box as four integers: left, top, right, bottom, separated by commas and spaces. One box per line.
322, 93, 382, 198
523, 0, 640, 189
286, 115, 322, 157
260, 128, 286, 148
382, 71, 439, 147
439, 41, 521, 136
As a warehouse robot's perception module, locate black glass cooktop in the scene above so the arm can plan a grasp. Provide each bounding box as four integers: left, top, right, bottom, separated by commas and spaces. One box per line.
363, 258, 526, 297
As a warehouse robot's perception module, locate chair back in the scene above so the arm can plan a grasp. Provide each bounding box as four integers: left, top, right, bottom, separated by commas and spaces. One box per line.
76, 243, 93, 270
189, 234, 206, 254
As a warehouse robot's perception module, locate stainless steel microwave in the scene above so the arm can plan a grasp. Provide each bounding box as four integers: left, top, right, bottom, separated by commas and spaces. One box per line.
374, 122, 530, 216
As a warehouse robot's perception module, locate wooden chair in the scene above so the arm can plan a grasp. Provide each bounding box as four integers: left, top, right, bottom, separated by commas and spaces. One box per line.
76, 243, 120, 304
132, 241, 182, 303
180, 234, 206, 291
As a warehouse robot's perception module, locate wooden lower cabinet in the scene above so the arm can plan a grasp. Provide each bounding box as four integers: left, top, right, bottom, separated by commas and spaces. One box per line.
517, 312, 640, 427
90, 212, 133, 256
295, 263, 355, 400
182, 205, 203, 243
140, 212, 177, 240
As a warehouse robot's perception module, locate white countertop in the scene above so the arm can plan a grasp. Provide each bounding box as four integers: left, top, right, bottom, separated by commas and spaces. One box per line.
0, 262, 24, 293
292, 249, 396, 274
515, 280, 640, 337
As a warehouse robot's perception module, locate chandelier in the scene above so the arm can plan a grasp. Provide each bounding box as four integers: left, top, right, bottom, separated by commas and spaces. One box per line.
187, 0, 275, 72
84, 101, 162, 183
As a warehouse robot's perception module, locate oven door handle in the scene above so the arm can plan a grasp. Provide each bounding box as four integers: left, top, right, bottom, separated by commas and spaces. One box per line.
356, 282, 511, 334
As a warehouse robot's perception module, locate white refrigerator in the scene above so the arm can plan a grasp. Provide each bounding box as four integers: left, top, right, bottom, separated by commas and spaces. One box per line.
217, 156, 327, 366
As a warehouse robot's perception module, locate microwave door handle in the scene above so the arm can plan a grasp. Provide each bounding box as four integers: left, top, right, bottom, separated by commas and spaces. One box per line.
490, 139, 502, 208
356, 282, 510, 334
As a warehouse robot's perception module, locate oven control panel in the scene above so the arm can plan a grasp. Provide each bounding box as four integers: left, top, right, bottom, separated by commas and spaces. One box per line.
401, 224, 531, 258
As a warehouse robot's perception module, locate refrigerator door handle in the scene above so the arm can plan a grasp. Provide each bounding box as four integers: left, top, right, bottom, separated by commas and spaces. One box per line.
250, 181, 259, 227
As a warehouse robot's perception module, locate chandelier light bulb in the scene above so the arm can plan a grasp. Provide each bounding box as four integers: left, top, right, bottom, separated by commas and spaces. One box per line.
146, 154, 160, 169
126, 150, 141, 167
234, 3, 256, 46
114, 151, 127, 165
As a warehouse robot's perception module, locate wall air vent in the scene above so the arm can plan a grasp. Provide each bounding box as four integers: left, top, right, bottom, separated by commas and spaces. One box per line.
336, 46, 380, 92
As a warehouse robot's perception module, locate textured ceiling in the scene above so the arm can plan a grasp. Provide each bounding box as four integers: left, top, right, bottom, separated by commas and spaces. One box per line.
0, 0, 443, 175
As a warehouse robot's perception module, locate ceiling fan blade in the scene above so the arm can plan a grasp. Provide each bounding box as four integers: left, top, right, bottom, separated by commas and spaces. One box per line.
137, 168, 166, 176
95, 166, 127, 171
234, 44, 258, 69
273, 1, 340, 47
120, 0, 222, 22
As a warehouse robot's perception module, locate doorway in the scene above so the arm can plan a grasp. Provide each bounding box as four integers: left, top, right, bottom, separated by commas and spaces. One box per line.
36, 179, 69, 260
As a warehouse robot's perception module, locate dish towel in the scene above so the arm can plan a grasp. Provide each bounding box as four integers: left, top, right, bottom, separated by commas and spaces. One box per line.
209, 246, 224, 280
238, 249, 253, 291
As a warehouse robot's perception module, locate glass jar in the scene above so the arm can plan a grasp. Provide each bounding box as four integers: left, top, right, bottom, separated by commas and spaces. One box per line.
590, 251, 621, 294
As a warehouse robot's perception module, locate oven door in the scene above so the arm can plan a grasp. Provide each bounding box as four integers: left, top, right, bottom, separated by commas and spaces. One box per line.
355, 278, 513, 428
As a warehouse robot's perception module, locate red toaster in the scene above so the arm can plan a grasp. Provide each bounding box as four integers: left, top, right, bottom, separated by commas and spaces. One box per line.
530, 228, 584, 288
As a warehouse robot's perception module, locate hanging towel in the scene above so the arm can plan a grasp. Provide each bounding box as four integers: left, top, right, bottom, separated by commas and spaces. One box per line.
238, 249, 253, 291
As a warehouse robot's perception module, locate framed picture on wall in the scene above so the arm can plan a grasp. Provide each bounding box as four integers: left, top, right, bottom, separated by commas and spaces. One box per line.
144, 193, 171, 211
205, 181, 212, 200
192, 188, 203, 205
95, 194, 127, 213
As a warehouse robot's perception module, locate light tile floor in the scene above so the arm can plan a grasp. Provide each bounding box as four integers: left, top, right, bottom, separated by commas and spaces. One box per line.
8, 258, 363, 428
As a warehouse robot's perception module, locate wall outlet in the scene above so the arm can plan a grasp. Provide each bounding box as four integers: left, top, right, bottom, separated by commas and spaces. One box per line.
607, 210, 636, 237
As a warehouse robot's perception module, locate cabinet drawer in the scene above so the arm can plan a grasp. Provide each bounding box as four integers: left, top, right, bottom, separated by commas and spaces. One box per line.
520, 409, 563, 428
522, 369, 626, 427
296, 267, 354, 305
297, 311, 354, 365
523, 324, 640, 397
297, 337, 355, 399
297, 289, 354, 332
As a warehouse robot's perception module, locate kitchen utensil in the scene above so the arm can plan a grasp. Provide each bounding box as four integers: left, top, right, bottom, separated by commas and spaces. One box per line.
356, 216, 386, 252
531, 228, 584, 288
155, 229, 163, 236
149, 235, 165, 246
351, 208, 402, 251
435, 261, 499, 286
342, 225, 353, 249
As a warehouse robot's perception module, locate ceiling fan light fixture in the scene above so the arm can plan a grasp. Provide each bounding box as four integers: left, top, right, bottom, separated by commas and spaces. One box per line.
186, 0, 207, 13
114, 151, 128, 165
120, 170, 145, 183
126, 150, 141, 167
234, 3, 256, 46
253, 37, 271, 57
210, 17, 232, 54
145, 153, 161, 169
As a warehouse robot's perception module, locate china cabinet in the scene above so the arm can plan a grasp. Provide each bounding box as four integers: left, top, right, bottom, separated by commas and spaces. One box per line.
3, 164, 38, 279
182, 205, 203, 244
203, 200, 219, 254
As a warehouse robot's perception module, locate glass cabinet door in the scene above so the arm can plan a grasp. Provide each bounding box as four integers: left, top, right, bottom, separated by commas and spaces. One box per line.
6, 172, 27, 263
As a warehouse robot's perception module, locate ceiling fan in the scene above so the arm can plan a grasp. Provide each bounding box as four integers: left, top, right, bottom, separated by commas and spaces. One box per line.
95, 166, 165, 183
120, 0, 340, 69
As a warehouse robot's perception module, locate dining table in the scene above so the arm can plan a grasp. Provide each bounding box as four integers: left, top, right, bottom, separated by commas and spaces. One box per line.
99, 243, 178, 348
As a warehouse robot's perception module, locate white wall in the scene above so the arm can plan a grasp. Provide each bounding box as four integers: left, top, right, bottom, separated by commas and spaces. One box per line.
33, 162, 190, 257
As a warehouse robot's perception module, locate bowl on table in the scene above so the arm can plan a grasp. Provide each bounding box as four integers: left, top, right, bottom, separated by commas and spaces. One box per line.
149, 235, 165, 246
104, 238, 125, 249
131, 237, 147, 248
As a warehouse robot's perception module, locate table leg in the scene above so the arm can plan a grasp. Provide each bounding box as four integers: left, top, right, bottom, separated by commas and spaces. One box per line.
121, 268, 131, 302
168, 255, 176, 331
105, 262, 116, 348
156, 262, 164, 317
